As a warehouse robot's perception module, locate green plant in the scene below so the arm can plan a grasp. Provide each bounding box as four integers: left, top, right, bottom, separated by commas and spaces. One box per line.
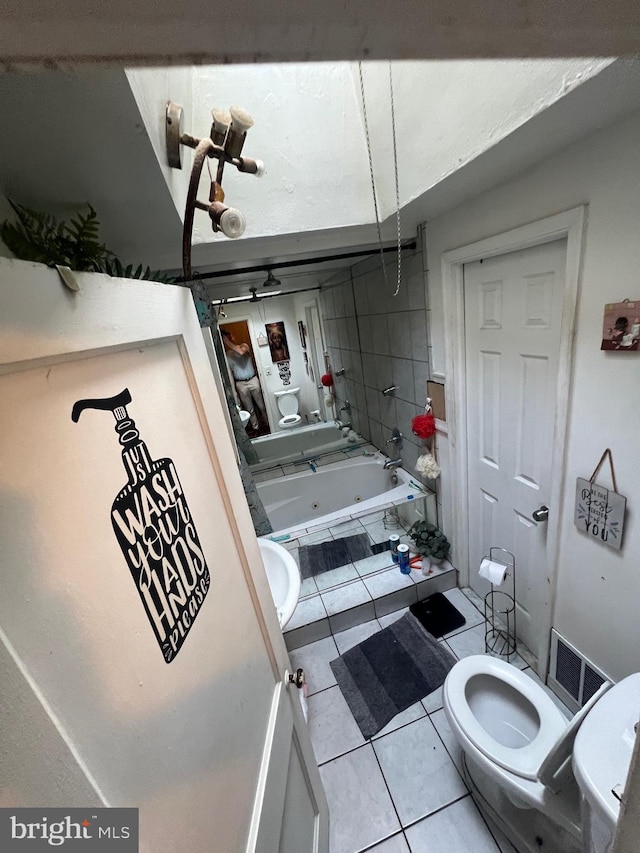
408, 520, 450, 561
0, 201, 170, 283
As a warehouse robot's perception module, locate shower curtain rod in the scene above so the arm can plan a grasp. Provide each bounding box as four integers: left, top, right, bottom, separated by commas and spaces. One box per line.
211, 285, 321, 304
174, 239, 417, 284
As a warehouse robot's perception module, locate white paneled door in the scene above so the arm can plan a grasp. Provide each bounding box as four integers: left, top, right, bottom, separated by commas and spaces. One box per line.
464, 240, 567, 654
0, 259, 328, 853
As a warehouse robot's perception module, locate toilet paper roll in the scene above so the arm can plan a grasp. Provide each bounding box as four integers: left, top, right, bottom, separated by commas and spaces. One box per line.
479, 558, 508, 586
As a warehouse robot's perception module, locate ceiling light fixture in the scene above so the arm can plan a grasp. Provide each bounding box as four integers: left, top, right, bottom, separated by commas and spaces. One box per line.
263, 270, 282, 288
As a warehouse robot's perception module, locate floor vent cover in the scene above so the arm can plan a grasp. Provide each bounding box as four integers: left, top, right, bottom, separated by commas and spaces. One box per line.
549, 629, 609, 713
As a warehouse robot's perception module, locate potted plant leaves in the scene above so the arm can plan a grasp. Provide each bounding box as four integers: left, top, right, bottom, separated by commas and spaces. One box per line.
408, 520, 450, 571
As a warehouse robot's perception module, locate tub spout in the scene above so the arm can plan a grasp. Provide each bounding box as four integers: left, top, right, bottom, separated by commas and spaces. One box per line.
384, 458, 402, 470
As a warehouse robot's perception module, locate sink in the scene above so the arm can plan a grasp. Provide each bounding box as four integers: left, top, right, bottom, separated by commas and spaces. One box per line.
238, 409, 251, 428
257, 538, 301, 628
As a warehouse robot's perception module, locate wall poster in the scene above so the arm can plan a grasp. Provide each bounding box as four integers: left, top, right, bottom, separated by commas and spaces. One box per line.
265, 321, 290, 363
72, 388, 211, 663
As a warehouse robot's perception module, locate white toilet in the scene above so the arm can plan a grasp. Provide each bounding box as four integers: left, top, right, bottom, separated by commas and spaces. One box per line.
443, 654, 640, 853
274, 387, 302, 430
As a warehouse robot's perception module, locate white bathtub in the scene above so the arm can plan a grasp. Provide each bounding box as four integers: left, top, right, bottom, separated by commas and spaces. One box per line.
250, 422, 360, 470
257, 453, 427, 535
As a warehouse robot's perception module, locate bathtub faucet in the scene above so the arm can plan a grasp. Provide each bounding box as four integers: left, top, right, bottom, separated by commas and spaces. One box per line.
384, 458, 402, 470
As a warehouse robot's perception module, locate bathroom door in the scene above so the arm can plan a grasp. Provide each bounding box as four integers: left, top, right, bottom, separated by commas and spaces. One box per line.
0, 259, 328, 853
464, 240, 566, 655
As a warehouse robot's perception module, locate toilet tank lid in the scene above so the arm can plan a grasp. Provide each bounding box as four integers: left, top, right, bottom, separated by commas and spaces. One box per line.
274, 388, 300, 397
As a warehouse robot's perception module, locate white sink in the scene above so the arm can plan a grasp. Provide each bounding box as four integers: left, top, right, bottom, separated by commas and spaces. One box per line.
238, 409, 251, 428
257, 538, 301, 628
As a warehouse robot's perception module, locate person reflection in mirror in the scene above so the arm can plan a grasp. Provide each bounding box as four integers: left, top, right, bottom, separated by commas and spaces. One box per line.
221, 329, 267, 434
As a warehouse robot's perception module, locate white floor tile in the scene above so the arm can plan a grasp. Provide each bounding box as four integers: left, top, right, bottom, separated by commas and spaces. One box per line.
430, 707, 465, 775
442, 587, 484, 635
373, 717, 467, 826
445, 624, 528, 669
405, 796, 500, 853
334, 618, 382, 654
288, 635, 339, 697
321, 579, 372, 616
354, 550, 397, 576
364, 566, 415, 598
314, 562, 359, 592
319, 744, 401, 853
378, 608, 409, 629
421, 684, 444, 714
299, 575, 318, 598
307, 685, 365, 765
365, 833, 410, 853
371, 702, 426, 740
287, 595, 326, 630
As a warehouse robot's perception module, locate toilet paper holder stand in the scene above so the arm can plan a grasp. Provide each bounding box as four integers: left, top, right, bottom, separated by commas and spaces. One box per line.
482, 547, 517, 659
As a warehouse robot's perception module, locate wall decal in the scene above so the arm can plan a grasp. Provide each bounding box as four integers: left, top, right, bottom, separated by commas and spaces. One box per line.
277, 360, 292, 385
72, 389, 211, 663
265, 321, 290, 363
601, 299, 640, 351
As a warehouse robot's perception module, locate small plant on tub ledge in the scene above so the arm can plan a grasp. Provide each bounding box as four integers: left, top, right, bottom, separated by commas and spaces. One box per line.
408, 520, 450, 570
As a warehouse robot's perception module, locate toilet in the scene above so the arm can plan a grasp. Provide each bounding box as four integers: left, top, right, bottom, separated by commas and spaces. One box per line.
274, 387, 302, 430
443, 654, 640, 853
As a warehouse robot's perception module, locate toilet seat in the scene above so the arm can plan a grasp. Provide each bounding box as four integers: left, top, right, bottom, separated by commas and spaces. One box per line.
278, 414, 302, 429
275, 388, 301, 430
444, 655, 568, 781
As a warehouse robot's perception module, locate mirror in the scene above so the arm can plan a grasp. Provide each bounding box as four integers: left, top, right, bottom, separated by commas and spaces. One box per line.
213, 285, 369, 473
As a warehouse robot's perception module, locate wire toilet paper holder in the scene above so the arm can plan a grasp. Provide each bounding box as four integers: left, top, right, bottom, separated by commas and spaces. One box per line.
483, 547, 517, 659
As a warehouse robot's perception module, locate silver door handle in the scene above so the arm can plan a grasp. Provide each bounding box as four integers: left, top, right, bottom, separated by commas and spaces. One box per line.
532, 505, 549, 523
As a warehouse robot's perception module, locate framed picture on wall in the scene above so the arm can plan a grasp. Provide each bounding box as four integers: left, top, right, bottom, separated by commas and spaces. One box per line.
601, 299, 640, 351
265, 321, 290, 363
298, 320, 307, 350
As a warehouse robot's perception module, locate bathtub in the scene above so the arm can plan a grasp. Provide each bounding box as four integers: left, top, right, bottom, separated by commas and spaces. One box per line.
257, 453, 427, 535
250, 421, 362, 470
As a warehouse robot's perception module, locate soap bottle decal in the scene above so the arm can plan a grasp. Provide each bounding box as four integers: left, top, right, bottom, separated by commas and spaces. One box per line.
72, 389, 211, 663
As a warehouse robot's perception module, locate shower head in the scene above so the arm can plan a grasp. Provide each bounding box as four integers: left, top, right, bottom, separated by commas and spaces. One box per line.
263, 270, 281, 288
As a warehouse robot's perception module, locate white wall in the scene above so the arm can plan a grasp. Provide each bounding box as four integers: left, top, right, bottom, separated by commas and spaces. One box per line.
222, 293, 322, 429
426, 109, 640, 682
355, 59, 611, 219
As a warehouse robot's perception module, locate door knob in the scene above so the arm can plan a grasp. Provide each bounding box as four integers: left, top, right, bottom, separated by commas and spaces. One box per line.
532, 505, 549, 523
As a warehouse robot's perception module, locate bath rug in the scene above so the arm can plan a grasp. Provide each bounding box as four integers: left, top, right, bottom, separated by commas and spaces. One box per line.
410, 592, 466, 639
330, 612, 456, 739
298, 533, 372, 579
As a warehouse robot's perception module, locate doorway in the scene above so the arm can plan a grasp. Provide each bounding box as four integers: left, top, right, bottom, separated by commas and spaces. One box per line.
442, 207, 585, 673
220, 320, 270, 438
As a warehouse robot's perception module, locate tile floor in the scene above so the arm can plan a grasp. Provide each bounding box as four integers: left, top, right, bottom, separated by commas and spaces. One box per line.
290, 587, 571, 853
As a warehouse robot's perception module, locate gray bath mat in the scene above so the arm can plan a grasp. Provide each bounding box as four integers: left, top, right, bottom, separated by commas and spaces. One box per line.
330, 612, 456, 739
298, 533, 372, 579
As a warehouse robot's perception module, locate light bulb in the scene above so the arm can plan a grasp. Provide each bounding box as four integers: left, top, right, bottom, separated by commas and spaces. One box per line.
219, 208, 246, 239
211, 108, 231, 146
229, 106, 254, 135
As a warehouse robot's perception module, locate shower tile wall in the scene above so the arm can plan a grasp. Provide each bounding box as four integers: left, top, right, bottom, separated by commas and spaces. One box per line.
319, 225, 436, 489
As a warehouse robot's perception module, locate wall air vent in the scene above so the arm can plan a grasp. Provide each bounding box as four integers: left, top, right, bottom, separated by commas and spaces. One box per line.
548, 629, 610, 714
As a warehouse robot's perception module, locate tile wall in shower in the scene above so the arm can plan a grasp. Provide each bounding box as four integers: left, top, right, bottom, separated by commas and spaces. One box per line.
319, 224, 435, 486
